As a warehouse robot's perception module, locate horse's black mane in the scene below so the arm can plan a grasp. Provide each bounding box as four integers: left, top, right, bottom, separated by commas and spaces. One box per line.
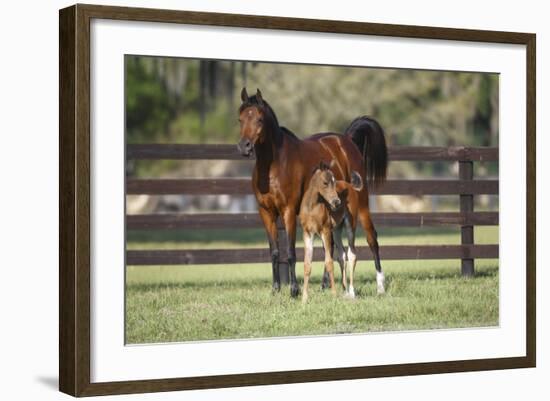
240, 95, 300, 144
279, 126, 300, 141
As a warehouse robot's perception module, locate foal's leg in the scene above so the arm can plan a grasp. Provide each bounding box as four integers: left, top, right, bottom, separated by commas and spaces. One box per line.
283, 208, 300, 298
302, 231, 314, 303
344, 216, 358, 298
321, 229, 336, 296
333, 226, 347, 292
258, 207, 280, 292
320, 239, 333, 290
358, 206, 385, 294
321, 232, 335, 290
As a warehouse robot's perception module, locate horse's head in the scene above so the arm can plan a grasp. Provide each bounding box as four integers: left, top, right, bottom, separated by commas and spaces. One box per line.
311, 161, 341, 211
238, 88, 268, 157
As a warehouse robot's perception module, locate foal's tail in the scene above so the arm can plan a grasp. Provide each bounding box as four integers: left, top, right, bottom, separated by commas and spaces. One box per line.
350, 171, 363, 192
345, 116, 388, 189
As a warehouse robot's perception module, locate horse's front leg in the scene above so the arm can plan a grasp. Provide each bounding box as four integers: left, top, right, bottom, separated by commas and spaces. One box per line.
258, 207, 280, 292
282, 209, 300, 298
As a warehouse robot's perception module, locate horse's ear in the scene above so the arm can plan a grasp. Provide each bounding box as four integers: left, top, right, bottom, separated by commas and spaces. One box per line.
319, 160, 330, 171
312, 160, 330, 176
329, 159, 336, 169
311, 162, 323, 176
256, 88, 264, 106
241, 87, 249, 103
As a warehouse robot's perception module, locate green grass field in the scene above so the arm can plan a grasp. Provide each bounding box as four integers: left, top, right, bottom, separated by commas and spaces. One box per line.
126, 226, 499, 344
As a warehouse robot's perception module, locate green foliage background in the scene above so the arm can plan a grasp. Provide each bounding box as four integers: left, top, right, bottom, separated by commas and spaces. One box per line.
125, 56, 498, 178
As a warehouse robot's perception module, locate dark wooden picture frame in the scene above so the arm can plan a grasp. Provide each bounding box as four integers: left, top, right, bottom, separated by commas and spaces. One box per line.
59, 3, 536, 397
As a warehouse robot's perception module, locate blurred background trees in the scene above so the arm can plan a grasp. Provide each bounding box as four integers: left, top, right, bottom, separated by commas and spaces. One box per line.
125, 55, 498, 213
126, 55, 498, 149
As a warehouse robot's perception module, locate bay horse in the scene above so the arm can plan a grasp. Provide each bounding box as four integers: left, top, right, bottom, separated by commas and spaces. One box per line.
237, 88, 388, 298
299, 162, 364, 302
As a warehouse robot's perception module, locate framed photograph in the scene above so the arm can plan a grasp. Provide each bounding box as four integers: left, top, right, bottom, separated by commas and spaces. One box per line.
59, 3, 536, 397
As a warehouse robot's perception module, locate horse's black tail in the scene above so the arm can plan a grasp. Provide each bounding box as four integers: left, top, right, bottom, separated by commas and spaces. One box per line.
345, 116, 388, 189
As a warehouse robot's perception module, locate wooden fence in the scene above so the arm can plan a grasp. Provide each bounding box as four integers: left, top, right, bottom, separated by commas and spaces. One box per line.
126, 144, 499, 278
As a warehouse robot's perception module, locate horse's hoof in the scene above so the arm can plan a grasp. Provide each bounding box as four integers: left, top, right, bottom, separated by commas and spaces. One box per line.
272, 282, 281, 293
290, 284, 300, 298
347, 287, 356, 299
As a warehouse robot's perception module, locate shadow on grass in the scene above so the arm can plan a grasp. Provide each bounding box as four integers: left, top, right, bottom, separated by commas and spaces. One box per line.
127, 265, 498, 293
127, 276, 270, 292
385, 264, 498, 280
343, 265, 499, 298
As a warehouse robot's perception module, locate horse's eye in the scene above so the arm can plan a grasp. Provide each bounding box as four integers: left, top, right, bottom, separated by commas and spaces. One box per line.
257, 118, 263, 124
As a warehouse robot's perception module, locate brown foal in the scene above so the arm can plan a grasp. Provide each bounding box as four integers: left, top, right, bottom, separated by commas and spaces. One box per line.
299, 162, 363, 302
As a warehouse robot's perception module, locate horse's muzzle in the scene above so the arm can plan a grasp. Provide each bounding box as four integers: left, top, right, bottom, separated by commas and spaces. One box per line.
330, 198, 342, 211
237, 139, 254, 158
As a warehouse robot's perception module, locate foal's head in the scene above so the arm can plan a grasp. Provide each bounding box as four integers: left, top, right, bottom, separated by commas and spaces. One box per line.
237, 88, 270, 157
311, 161, 341, 211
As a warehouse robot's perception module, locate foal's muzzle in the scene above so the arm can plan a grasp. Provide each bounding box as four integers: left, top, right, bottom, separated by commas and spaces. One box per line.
237, 138, 254, 157
330, 198, 342, 211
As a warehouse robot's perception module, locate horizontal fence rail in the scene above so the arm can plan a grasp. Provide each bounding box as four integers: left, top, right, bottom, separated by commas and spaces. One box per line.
126, 245, 499, 265
127, 212, 499, 230
127, 144, 499, 162
125, 144, 499, 274
127, 178, 498, 195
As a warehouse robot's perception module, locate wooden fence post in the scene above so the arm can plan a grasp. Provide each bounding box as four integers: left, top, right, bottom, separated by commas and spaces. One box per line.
459, 160, 475, 277
277, 223, 290, 285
